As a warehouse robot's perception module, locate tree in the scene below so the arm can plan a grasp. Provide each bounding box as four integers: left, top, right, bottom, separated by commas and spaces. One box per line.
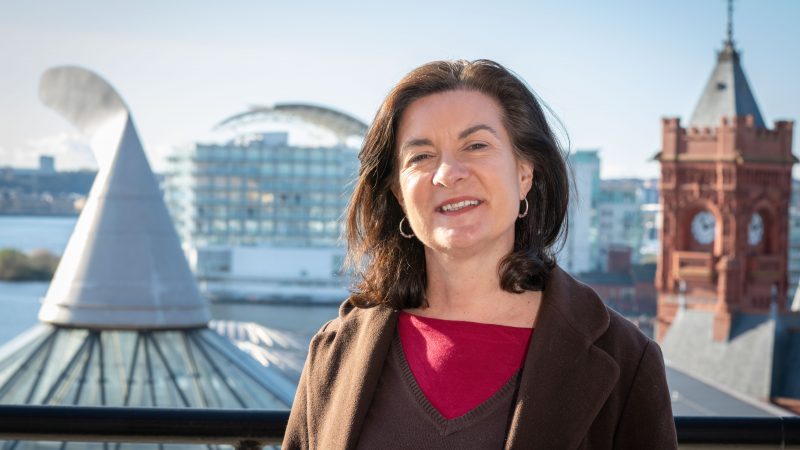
0, 248, 60, 281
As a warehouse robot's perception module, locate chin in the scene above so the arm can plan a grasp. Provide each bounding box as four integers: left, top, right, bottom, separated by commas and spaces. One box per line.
426, 224, 515, 256
428, 229, 485, 252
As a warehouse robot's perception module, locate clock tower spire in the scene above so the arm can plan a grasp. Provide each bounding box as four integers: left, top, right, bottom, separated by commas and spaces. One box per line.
655, 6, 795, 342
726, 0, 734, 47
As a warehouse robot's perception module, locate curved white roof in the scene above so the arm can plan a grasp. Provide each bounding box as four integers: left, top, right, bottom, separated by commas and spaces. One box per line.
215, 103, 368, 141
37, 66, 210, 329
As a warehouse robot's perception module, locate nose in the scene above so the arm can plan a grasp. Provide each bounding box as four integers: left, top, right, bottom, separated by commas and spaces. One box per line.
432, 155, 468, 187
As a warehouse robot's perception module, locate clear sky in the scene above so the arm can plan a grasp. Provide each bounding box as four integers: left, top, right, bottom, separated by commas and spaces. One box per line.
1, 0, 797, 178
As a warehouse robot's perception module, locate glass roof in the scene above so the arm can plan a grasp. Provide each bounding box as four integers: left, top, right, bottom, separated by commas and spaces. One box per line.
0, 325, 297, 450
208, 320, 306, 383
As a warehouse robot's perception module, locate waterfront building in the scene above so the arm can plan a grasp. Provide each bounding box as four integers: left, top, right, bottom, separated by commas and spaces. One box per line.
655, 15, 800, 412
577, 245, 658, 335
790, 179, 800, 308
0, 67, 299, 449
560, 149, 600, 274
596, 179, 641, 269
559, 151, 663, 275
595, 178, 660, 269
38, 156, 55, 174
638, 179, 662, 263
0, 156, 93, 216
2, 155, 57, 176
163, 105, 365, 302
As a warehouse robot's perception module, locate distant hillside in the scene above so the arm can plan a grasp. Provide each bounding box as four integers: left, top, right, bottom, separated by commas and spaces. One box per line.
0, 169, 96, 195
0, 169, 96, 215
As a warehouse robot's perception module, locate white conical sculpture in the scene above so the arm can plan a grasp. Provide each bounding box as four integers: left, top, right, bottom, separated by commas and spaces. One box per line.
38, 66, 211, 329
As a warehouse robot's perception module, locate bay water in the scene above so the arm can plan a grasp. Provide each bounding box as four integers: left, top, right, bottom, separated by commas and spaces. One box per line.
0, 215, 77, 254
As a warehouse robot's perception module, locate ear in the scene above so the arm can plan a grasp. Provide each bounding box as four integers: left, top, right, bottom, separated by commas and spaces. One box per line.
517, 159, 534, 199
391, 183, 406, 213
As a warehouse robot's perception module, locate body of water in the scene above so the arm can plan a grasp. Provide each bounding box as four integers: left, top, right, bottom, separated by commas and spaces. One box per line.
0, 281, 48, 344
0, 215, 77, 254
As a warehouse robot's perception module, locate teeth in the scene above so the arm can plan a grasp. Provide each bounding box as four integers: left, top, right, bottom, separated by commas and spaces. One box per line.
441, 200, 479, 212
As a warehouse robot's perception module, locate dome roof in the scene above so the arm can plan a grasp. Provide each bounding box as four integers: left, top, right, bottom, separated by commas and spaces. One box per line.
0, 323, 297, 449
215, 103, 368, 142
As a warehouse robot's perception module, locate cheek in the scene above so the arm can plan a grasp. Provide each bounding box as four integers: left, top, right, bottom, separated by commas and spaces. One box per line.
398, 172, 426, 208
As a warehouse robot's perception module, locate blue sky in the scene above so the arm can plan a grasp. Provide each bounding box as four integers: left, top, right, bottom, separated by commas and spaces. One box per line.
1, 0, 797, 178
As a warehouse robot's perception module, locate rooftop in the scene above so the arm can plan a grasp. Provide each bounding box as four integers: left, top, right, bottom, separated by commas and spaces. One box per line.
688, 40, 766, 129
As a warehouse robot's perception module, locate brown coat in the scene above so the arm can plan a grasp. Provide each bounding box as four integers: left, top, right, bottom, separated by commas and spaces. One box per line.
283, 267, 678, 449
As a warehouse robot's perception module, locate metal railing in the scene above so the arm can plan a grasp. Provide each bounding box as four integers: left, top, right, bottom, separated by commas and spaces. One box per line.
0, 405, 287, 449
675, 416, 800, 446
1, 406, 799, 448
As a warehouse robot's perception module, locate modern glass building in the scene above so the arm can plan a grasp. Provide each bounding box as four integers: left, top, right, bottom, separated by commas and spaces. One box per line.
595, 178, 660, 268
163, 104, 366, 301
561, 149, 601, 274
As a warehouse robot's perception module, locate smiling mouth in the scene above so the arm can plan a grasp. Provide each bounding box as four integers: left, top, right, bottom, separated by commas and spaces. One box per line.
438, 199, 481, 213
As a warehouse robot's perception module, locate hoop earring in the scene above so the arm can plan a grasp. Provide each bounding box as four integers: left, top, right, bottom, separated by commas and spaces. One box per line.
399, 216, 415, 239
518, 198, 529, 219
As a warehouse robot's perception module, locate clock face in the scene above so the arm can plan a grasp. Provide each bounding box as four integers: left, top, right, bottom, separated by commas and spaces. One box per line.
748, 212, 764, 246
691, 211, 716, 245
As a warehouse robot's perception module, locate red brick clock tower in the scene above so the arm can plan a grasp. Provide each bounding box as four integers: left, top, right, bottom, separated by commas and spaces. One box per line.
655, 30, 795, 342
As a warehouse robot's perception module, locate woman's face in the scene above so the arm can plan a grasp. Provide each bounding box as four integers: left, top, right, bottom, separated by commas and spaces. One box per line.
393, 89, 533, 258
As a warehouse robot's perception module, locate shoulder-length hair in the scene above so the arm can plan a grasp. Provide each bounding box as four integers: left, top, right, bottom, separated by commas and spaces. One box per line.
345, 59, 570, 309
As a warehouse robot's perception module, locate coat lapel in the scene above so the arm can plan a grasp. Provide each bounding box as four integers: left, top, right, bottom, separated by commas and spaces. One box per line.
313, 302, 397, 450
506, 267, 620, 450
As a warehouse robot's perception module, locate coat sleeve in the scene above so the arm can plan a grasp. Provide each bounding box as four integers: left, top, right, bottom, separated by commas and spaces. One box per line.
614, 340, 678, 450
282, 318, 337, 449
282, 347, 312, 450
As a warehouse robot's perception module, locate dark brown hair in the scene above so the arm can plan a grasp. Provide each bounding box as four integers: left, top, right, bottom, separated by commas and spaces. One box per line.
345, 59, 570, 309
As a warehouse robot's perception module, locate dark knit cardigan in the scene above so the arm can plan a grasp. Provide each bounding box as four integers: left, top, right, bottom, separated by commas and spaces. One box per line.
283, 266, 678, 449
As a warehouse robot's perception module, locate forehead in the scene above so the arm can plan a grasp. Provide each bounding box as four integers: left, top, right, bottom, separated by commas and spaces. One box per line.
396, 90, 506, 141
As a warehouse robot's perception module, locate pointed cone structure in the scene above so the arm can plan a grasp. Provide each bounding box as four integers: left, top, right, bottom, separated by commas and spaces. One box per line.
689, 42, 766, 129
37, 66, 210, 329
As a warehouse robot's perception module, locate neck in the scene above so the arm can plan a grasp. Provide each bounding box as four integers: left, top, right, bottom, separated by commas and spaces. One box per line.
414, 243, 541, 327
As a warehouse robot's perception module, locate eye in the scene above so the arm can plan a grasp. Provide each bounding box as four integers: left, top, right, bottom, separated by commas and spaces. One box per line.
408, 153, 432, 164
465, 142, 487, 151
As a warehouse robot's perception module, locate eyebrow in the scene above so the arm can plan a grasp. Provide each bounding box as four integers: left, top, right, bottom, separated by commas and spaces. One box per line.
400, 138, 434, 153
458, 124, 499, 140
399, 124, 499, 153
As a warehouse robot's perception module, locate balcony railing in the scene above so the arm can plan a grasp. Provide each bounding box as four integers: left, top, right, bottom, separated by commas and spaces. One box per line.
0, 405, 286, 449
1, 406, 799, 448
672, 251, 714, 281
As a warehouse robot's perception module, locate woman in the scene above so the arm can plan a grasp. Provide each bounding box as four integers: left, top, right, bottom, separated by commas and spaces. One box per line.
283, 59, 677, 449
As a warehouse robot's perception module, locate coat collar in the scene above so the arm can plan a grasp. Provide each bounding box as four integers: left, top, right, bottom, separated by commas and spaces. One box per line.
313, 302, 397, 450
505, 266, 619, 449
325, 266, 619, 450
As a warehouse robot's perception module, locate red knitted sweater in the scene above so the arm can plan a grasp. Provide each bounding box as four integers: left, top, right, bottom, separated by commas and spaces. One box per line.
398, 311, 533, 419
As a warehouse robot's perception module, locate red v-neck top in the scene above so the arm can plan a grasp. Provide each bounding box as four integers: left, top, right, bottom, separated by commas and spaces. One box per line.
397, 311, 534, 419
